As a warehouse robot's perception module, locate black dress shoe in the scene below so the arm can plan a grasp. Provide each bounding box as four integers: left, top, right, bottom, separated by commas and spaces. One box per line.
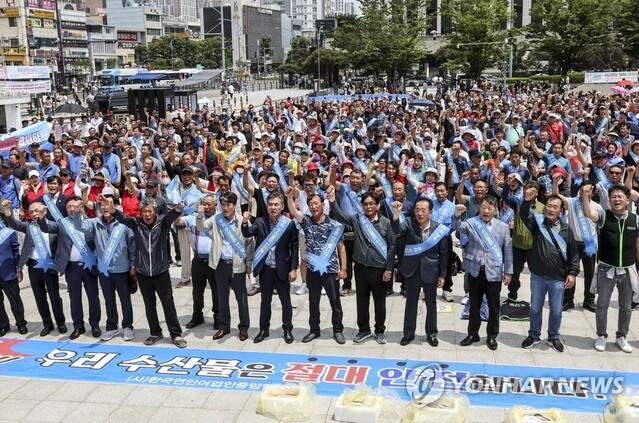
58, 325, 67, 334
334, 332, 346, 344
213, 329, 230, 340
400, 336, 415, 346
18, 326, 28, 335
0, 326, 10, 337
253, 330, 270, 343
302, 332, 320, 343
40, 326, 54, 337
460, 335, 480, 346
562, 301, 575, 311
486, 337, 498, 350
92, 327, 102, 338
238, 330, 249, 341
186, 318, 205, 329
426, 335, 439, 347
283, 330, 294, 344
583, 301, 596, 313
69, 328, 86, 340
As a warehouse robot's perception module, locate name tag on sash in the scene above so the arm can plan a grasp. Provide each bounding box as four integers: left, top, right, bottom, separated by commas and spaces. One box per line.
29, 223, 55, 272
253, 216, 291, 270
215, 214, 246, 260
405, 223, 448, 256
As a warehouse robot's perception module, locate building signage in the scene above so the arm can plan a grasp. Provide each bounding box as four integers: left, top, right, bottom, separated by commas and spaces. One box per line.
117, 31, 138, 42
28, 8, 55, 19
0, 7, 20, 17
584, 71, 639, 84
61, 21, 85, 30
0, 65, 49, 79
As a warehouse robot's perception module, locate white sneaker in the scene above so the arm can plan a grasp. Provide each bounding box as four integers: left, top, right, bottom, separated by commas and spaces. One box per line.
616, 337, 632, 353
594, 336, 606, 352
461, 295, 469, 305
123, 327, 134, 341
443, 291, 454, 302
100, 328, 122, 341
296, 282, 308, 295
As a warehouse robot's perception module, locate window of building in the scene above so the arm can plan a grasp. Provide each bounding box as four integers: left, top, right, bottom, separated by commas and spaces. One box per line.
146, 14, 160, 21
10, 38, 19, 47
147, 28, 161, 35
8, 17, 17, 27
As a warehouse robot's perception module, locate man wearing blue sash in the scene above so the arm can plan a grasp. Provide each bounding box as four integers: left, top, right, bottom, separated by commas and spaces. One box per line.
519, 191, 579, 353
431, 182, 457, 301
242, 192, 298, 344
39, 196, 102, 340
175, 194, 220, 331
328, 186, 396, 345
452, 197, 513, 350
594, 163, 624, 211
174, 166, 199, 289
391, 197, 448, 347
3, 200, 66, 337
196, 192, 255, 341
552, 178, 601, 312
73, 192, 136, 343
330, 159, 368, 297
286, 186, 348, 345
0, 210, 27, 336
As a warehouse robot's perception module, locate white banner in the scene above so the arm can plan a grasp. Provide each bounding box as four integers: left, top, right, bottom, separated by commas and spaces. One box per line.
0, 65, 49, 80
584, 71, 638, 84
0, 79, 51, 93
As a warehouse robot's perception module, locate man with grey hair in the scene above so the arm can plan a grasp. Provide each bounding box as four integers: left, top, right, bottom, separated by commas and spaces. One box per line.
105, 196, 188, 348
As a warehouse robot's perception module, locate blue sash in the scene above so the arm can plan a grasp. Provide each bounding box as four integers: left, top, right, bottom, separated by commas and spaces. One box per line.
629, 151, 639, 166
0, 227, 15, 247
380, 175, 392, 199
97, 222, 126, 276
572, 198, 597, 257
404, 223, 448, 256
29, 223, 55, 272
42, 194, 64, 222
500, 205, 514, 224
374, 149, 386, 162
306, 221, 344, 275
260, 188, 269, 205
460, 137, 471, 152
464, 179, 474, 197
352, 157, 368, 173
501, 159, 516, 175
432, 200, 454, 227
165, 176, 181, 204
226, 148, 241, 169
593, 166, 611, 190
60, 217, 97, 270
271, 160, 288, 192
423, 151, 436, 169
215, 214, 246, 260
541, 175, 553, 192
468, 217, 503, 264
181, 184, 205, 215
446, 149, 461, 184
253, 216, 291, 270
345, 186, 364, 214
386, 197, 405, 223
358, 214, 387, 258
534, 213, 567, 261
233, 172, 250, 201
391, 144, 401, 162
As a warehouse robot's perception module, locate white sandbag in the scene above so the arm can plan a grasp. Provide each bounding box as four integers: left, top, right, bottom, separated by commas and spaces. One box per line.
403, 394, 470, 423
333, 383, 402, 423
504, 405, 573, 423
256, 381, 316, 421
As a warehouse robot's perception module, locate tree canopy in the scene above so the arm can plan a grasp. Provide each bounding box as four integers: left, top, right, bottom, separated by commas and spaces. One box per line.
136, 35, 231, 70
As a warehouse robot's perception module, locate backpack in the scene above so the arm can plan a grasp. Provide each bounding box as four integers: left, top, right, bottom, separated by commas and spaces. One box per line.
500, 299, 531, 321
461, 295, 490, 321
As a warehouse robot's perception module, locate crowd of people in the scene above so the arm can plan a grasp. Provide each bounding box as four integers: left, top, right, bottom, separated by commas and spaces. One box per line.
0, 86, 638, 353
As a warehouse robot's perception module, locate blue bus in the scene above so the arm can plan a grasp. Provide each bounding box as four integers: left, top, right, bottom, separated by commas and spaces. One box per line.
95, 68, 149, 92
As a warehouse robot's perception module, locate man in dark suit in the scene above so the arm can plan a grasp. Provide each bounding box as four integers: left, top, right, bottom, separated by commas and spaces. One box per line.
39, 196, 101, 340
242, 192, 299, 344
391, 197, 448, 347
37, 175, 68, 222
2, 200, 66, 336
452, 196, 513, 350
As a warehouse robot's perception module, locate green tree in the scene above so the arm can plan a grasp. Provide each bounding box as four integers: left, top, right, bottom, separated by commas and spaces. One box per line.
303, 48, 349, 85
280, 36, 310, 75
331, 0, 430, 82
105, 58, 118, 69
526, 0, 616, 74
617, 0, 639, 65
438, 0, 510, 80
136, 35, 231, 70
149, 57, 169, 70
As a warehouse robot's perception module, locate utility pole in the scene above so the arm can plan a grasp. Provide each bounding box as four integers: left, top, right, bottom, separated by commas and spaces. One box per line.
316, 30, 320, 91
507, 0, 513, 78
220, 5, 226, 82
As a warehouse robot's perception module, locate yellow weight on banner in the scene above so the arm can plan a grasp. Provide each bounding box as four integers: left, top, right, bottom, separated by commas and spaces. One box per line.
505, 405, 573, 422
603, 388, 639, 423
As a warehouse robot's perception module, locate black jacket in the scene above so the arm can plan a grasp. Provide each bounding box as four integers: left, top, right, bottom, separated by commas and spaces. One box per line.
518, 200, 579, 280
391, 217, 448, 282
114, 208, 180, 277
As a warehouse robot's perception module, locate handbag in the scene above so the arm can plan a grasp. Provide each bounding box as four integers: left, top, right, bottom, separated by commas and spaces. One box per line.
128, 275, 138, 294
